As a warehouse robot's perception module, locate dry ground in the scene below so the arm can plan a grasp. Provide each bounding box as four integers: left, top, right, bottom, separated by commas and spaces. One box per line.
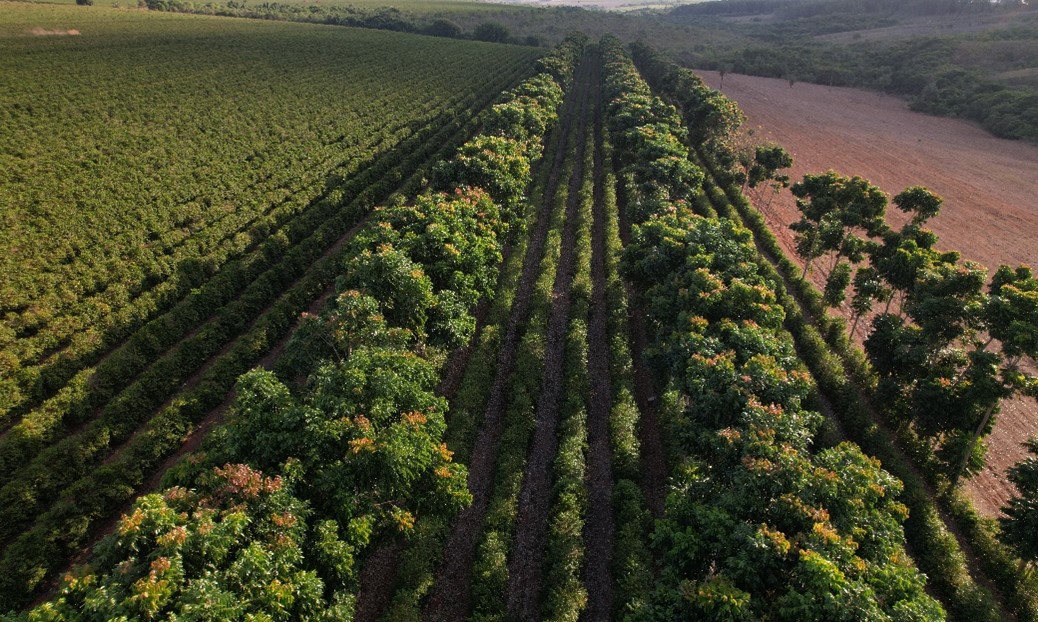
697, 70, 1038, 518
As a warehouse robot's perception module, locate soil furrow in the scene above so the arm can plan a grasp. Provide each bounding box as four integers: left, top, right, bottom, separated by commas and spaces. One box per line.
353, 233, 520, 622
580, 54, 615, 622
615, 178, 667, 519
504, 56, 593, 622
421, 57, 588, 622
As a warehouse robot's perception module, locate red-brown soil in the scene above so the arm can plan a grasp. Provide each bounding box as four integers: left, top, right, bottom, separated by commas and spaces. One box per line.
697, 70, 1038, 518
423, 56, 588, 622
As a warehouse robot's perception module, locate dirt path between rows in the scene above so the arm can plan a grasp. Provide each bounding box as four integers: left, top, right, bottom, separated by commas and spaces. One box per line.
353, 224, 521, 622
422, 59, 587, 622
580, 53, 616, 622
505, 55, 593, 622
696, 70, 1038, 519
615, 184, 667, 520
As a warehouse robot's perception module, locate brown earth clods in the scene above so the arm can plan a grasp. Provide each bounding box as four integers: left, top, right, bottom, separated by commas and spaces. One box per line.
697, 70, 1038, 518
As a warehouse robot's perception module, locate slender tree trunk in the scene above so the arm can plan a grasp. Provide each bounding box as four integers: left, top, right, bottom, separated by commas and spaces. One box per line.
952, 400, 999, 486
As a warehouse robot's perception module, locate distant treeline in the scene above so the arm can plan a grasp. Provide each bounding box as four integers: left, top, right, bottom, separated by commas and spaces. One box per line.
140, 0, 542, 46
692, 37, 1038, 141
673, 0, 1028, 19
669, 0, 1038, 142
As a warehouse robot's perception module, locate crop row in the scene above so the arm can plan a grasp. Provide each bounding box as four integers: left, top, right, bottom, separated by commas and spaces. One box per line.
0, 54, 534, 497
0, 102, 475, 612
630, 43, 1038, 622
12, 35, 585, 618
0, 62, 529, 541
0, 59, 543, 612
540, 106, 596, 622
0, 26, 540, 423
599, 121, 655, 620
603, 36, 947, 620
703, 159, 1038, 622
696, 132, 1037, 622
375, 40, 587, 622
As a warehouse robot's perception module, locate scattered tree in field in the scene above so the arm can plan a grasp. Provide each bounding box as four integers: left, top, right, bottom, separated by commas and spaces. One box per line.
746, 144, 793, 191
789, 171, 888, 281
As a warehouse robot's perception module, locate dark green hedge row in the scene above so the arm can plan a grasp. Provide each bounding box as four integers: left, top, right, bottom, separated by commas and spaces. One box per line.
608, 38, 944, 621
541, 123, 595, 622
697, 148, 1038, 622
599, 127, 655, 618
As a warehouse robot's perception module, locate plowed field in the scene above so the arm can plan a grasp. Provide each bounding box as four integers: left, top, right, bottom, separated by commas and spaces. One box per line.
697, 69, 1038, 518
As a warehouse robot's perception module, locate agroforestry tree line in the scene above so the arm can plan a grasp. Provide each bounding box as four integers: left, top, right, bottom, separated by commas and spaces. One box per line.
602, 36, 943, 620
631, 39, 1038, 620
785, 171, 1038, 485
5, 36, 584, 620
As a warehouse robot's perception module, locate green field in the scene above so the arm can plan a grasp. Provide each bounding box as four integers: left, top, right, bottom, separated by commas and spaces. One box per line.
0, 3, 539, 608
0, 3, 535, 418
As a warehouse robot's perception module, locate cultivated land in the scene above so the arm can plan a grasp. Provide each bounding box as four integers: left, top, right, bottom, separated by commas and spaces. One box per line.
4, 2, 1038, 619
697, 69, 1038, 517
0, 3, 537, 607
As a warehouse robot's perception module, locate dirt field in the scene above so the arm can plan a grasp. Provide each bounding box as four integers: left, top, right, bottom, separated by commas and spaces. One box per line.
696, 70, 1038, 518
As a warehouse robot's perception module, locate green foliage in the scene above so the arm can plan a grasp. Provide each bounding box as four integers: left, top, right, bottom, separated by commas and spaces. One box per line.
13, 34, 581, 617
1001, 439, 1038, 567
473, 21, 512, 44
823, 261, 853, 308
630, 42, 745, 154
601, 37, 705, 223
608, 41, 943, 621
685, 132, 1015, 620
26, 464, 351, 621
0, 9, 538, 431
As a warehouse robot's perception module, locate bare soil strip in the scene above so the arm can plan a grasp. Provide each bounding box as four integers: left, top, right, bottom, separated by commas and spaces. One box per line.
615, 185, 667, 519
580, 55, 616, 622
422, 58, 588, 622
505, 56, 593, 622
352, 541, 404, 622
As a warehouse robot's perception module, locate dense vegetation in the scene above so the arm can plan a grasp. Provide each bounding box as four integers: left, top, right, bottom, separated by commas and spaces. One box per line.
0, 4, 542, 610
602, 37, 943, 620
4, 33, 583, 620
3, 1, 1038, 618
